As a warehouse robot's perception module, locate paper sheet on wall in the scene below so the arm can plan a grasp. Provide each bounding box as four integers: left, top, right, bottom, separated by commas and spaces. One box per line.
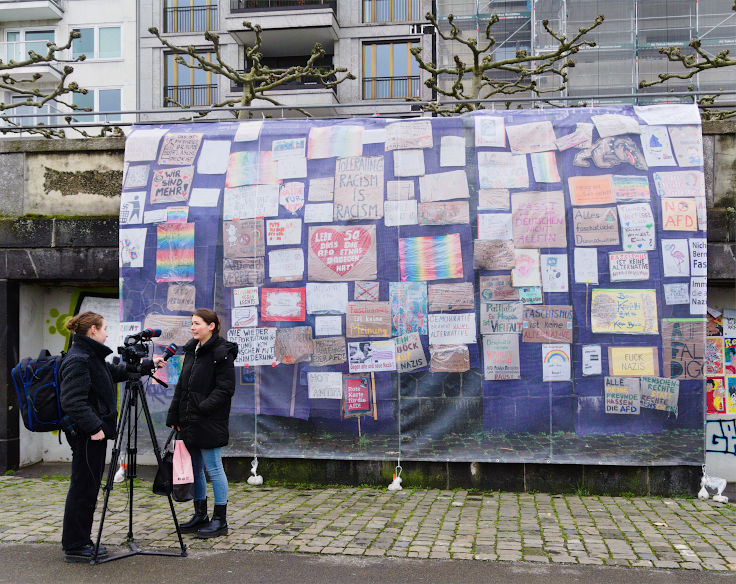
308, 177, 334, 201
506, 121, 557, 153
386, 180, 415, 201
661, 239, 690, 276
125, 128, 168, 162
419, 170, 469, 202
664, 282, 689, 305
120, 192, 145, 225
652, 170, 704, 198
640, 126, 677, 167
591, 289, 658, 334
189, 188, 221, 207
474, 115, 505, 147
306, 282, 348, 315
591, 114, 641, 137
197, 140, 231, 174
268, 248, 305, 282
393, 149, 425, 177
618, 203, 655, 251
573, 247, 598, 284
234, 121, 263, 142
542, 344, 571, 381
308, 372, 343, 399
119, 228, 147, 268
511, 249, 541, 287
582, 344, 602, 376
668, 126, 703, 167
478, 152, 529, 189
314, 315, 343, 336
541, 254, 569, 292
384, 200, 418, 226
440, 135, 466, 167
385, 120, 433, 150
483, 334, 520, 380
478, 213, 513, 240
605, 377, 641, 414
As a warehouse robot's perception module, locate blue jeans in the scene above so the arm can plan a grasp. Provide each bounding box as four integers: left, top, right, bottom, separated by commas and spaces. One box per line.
190, 447, 228, 505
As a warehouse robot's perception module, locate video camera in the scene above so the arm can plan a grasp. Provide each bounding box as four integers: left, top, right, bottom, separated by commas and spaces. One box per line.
118, 328, 177, 381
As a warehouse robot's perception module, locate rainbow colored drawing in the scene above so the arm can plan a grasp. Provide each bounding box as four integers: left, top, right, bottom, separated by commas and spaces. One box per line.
544, 348, 569, 364
399, 234, 463, 281
156, 223, 195, 282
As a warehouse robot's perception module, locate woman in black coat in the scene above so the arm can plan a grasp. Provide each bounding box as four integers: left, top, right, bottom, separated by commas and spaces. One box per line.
165, 308, 237, 539
59, 311, 129, 562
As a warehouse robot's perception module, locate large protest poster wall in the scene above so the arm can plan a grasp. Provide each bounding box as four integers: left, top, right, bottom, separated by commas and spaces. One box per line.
120, 104, 705, 465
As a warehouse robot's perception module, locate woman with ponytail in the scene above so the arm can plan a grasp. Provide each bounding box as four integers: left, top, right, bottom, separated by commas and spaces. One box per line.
59, 311, 129, 562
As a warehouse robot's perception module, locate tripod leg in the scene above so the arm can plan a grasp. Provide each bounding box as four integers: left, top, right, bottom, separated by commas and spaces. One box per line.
136, 382, 188, 556
91, 383, 133, 564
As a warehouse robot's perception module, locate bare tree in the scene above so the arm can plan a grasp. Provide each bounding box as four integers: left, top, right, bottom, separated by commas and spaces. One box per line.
638, 1, 736, 120
0, 30, 119, 138
149, 21, 354, 118
409, 12, 605, 115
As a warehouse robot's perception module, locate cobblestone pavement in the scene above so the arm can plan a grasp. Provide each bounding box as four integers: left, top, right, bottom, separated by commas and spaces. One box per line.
2, 475, 736, 572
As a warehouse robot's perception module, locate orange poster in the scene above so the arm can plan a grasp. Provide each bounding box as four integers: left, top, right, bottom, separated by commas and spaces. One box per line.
568, 175, 614, 206
662, 198, 697, 231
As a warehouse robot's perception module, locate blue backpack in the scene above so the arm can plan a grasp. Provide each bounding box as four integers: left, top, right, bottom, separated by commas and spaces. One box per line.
11, 350, 66, 432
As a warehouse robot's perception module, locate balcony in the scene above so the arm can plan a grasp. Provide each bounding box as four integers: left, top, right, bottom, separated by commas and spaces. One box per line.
230, 0, 335, 13
362, 75, 420, 100
0, 41, 64, 81
164, 84, 219, 107
0, 0, 63, 22
164, 4, 219, 33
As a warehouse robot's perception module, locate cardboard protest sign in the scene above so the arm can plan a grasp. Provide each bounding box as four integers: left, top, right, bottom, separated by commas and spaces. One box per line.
224, 219, 265, 258
478, 189, 510, 210
590, 289, 658, 334
346, 302, 391, 338
308, 372, 343, 399
268, 248, 304, 282
275, 326, 313, 364
393, 149, 425, 177
608, 346, 659, 377
260, 288, 306, 322
473, 240, 515, 271
483, 334, 520, 380
389, 282, 428, 335
385, 120, 433, 150
386, 180, 414, 201
572, 206, 619, 246
511, 191, 566, 248
348, 340, 397, 373
143, 314, 193, 347
167, 283, 195, 311
418, 201, 469, 225
306, 282, 348, 315
157, 133, 202, 165
608, 252, 649, 282
308, 225, 377, 282
605, 377, 641, 415
479, 275, 518, 301
312, 336, 347, 367
662, 318, 705, 380
223, 257, 265, 287
480, 302, 524, 334
429, 344, 470, 372
394, 332, 427, 372
228, 327, 277, 366
428, 283, 475, 311
333, 157, 384, 220
662, 198, 697, 231
542, 344, 571, 381
151, 166, 194, 204
354, 281, 379, 302
428, 313, 477, 345
522, 305, 573, 343
568, 175, 614, 206
640, 376, 679, 413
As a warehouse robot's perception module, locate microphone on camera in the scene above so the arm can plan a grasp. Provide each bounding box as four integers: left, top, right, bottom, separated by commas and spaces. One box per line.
140, 328, 162, 339
161, 343, 178, 362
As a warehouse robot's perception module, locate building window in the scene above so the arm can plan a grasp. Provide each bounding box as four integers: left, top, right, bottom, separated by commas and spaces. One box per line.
7, 95, 60, 128
165, 0, 218, 33
72, 27, 121, 60
363, 0, 420, 23
165, 52, 217, 106
4, 30, 55, 62
362, 41, 420, 99
72, 88, 122, 122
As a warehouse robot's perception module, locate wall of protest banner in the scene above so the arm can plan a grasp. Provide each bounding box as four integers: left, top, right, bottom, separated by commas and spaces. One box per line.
120, 104, 707, 465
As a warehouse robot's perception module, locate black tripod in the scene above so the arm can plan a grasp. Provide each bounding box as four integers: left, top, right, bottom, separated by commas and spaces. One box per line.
91, 374, 187, 564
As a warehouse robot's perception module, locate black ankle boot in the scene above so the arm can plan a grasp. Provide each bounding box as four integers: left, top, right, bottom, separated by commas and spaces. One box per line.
196, 503, 228, 538
180, 499, 208, 534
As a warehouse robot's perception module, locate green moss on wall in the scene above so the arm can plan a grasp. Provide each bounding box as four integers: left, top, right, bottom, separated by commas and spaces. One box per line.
43, 167, 122, 198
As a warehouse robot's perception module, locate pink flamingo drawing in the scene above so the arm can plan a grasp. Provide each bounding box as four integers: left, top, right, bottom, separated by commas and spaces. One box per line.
665, 242, 686, 273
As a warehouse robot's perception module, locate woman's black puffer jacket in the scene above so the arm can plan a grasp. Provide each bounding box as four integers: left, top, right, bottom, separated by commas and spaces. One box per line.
166, 333, 238, 449
59, 334, 128, 439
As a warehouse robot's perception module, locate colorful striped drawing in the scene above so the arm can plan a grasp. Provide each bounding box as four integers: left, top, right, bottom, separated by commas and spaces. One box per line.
156, 223, 195, 282
398, 234, 463, 281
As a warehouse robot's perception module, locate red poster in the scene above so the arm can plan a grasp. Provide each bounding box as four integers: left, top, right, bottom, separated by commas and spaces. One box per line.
261, 288, 306, 322
344, 375, 371, 414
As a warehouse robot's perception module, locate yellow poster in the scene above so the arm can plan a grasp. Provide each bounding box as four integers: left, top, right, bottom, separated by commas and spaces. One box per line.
591, 289, 658, 334
608, 347, 659, 377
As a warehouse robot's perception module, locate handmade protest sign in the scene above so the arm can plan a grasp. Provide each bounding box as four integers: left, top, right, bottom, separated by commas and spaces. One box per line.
157, 133, 202, 165
223, 185, 280, 219
224, 219, 265, 257
389, 282, 428, 336
354, 281, 379, 302
144, 314, 196, 347
440, 135, 466, 167
572, 206, 619, 246
308, 177, 334, 201
279, 182, 305, 214
308, 225, 377, 282
306, 282, 348, 315
478, 189, 510, 210
568, 175, 614, 206
478, 213, 513, 240
479, 275, 518, 301
308, 372, 343, 399
429, 344, 470, 372
228, 328, 277, 367
590, 289, 658, 334
268, 248, 304, 282
304, 203, 334, 223
530, 151, 560, 183
312, 336, 347, 367
275, 326, 313, 364
480, 302, 524, 334
384, 200, 418, 226
640, 376, 679, 413
640, 125, 676, 167
573, 247, 599, 284
541, 254, 569, 292
419, 170, 470, 202
582, 345, 602, 376
668, 125, 703, 167
314, 315, 342, 336
511, 191, 566, 248
197, 140, 230, 174
474, 116, 505, 147
333, 157, 384, 220
605, 377, 641, 415
266, 218, 302, 246
608, 252, 649, 282
663, 283, 689, 305
156, 223, 195, 282
385, 120, 433, 150
511, 249, 541, 287
428, 313, 477, 345
346, 302, 391, 338
393, 150, 425, 177
151, 166, 194, 204
125, 128, 167, 161
522, 305, 573, 343
662, 198, 697, 231
506, 121, 557, 153
662, 318, 705, 380
652, 170, 704, 198
612, 175, 650, 202
661, 239, 690, 276
473, 240, 515, 270
386, 180, 414, 201
394, 332, 427, 373
231, 306, 258, 328
618, 203, 655, 251
399, 234, 463, 281
418, 201, 469, 225
483, 334, 520, 380
478, 152, 529, 189
428, 283, 475, 312
608, 346, 658, 377
223, 257, 265, 287
348, 340, 397, 373
343, 374, 377, 418
542, 344, 571, 381
167, 283, 196, 311
120, 192, 144, 225
261, 288, 306, 322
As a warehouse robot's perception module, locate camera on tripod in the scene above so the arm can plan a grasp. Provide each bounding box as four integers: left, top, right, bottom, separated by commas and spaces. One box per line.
118, 328, 160, 379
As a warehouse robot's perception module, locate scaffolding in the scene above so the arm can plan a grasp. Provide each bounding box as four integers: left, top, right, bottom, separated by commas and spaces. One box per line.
435, 0, 736, 104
